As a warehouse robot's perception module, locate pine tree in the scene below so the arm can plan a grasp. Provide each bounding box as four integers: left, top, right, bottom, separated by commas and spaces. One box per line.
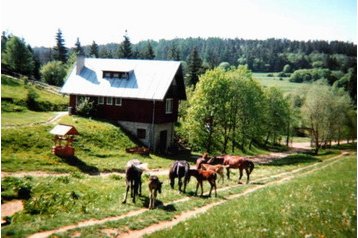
167, 43, 180, 61
117, 31, 132, 59
53, 29, 68, 63
90, 41, 99, 58
74, 37, 84, 56
142, 41, 155, 59
187, 47, 203, 86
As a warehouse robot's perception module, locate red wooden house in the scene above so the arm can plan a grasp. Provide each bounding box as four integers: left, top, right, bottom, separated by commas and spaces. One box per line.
60, 56, 186, 153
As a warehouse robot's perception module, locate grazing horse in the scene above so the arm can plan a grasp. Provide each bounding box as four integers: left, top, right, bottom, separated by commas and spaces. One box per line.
188, 169, 217, 197
200, 163, 226, 184
223, 155, 254, 184
122, 159, 148, 204
148, 175, 163, 209
169, 160, 190, 193
196, 152, 210, 169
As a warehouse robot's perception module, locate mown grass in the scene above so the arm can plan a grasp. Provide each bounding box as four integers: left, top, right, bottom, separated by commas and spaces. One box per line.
1, 111, 58, 127
148, 154, 356, 238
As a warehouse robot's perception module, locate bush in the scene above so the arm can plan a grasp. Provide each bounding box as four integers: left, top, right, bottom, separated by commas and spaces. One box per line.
26, 88, 40, 111
76, 97, 94, 116
40, 61, 66, 86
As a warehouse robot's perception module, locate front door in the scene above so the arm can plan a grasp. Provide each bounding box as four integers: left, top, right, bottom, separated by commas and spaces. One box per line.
159, 130, 167, 153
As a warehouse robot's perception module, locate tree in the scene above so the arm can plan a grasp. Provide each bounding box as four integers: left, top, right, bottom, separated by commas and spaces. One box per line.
264, 87, 291, 145
89, 41, 99, 58
40, 61, 67, 86
2, 35, 34, 76
142, 41, 155, 59
301, 81, 354, 154
186, 47, 203, 87
1, 31, 9, 53
117, 31, 133, 59
167, 43, 180, 61
53, 29, 68, 63
74, 37, 84, 56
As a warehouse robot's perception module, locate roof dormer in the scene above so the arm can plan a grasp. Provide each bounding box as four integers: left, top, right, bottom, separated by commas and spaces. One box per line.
102, 70, 132, 79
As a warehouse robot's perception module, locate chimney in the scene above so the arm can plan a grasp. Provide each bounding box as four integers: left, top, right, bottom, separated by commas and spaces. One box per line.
76, 55, 85, 75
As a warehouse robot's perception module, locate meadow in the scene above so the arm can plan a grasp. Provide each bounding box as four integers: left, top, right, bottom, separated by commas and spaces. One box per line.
1, 74, 356, 237
252, 72, 310, 95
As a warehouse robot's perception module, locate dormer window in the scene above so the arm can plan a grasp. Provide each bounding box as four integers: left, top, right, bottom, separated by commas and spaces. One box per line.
102, 71, 131, 79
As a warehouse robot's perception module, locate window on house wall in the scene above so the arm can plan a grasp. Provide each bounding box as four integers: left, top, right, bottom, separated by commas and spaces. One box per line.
98, 96, 104, 105
165, 98, 173, 114
107, 97, 113, 105
137, 128, 146, 139
104, 72, 111, 78
112, 72, 120, 78
115, 98, 122, 106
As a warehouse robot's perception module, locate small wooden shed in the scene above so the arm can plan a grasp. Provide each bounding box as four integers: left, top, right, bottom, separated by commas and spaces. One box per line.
50, 124, 79, 157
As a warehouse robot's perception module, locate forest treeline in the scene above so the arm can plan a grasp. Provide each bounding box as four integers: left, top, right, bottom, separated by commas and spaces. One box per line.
1, 30, 357, 102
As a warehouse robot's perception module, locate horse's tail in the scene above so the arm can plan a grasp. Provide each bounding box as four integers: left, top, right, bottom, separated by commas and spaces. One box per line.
184, 162, 190, 183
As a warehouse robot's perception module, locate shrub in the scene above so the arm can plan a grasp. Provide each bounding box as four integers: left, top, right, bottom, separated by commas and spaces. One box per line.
40, 61, 66, 86
76, 98, 94, 117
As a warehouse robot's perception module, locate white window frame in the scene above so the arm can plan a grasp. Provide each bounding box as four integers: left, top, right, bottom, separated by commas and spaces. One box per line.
98, 96, 104, 105
115, 98, 122, 106
106, 97, 113, 105
165, 98, 173, 114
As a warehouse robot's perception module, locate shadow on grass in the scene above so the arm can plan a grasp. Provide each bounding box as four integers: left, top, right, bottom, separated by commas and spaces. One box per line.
59, 156, 100, 175
140, 196, 177, 211
265, 153, 322, 166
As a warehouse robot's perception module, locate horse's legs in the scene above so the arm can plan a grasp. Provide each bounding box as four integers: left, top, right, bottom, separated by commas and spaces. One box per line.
132, 182, 137, 203
139, 178, 142, 196
200, 181, 204, 196
238, 168, 243, 184
122, 183, 130, 204
245, 168, 250, 184
195, 181, 199, 196
178, 177, 183, 193
226, 168, 231, 180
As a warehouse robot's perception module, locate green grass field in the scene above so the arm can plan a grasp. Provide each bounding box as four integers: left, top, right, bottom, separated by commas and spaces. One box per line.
148, 154, 357, 238
252, 72, 310, 95
2, 151, 355, 237
1, 74, 68, 112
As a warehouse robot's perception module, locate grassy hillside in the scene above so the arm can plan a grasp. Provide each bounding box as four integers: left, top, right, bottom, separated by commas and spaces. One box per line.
1, 74, 68, 112
1, 115, 185, 173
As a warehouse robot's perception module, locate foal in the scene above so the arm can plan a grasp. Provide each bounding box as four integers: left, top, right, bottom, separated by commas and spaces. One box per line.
122, 159, 148, 204
148, 175, 163, 209
200, 163, 226, 184
188, 169, 217, 197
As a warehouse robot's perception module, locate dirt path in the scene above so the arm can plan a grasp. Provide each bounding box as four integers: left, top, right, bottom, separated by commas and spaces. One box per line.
27, 152, 346, 238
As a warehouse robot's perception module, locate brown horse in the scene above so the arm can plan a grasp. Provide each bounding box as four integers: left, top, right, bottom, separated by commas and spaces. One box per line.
200, 163, 226, 184
208, 155, 254, 184
195, 152, 210, 169
188, 169, 217, 197
148, 175, 163, 209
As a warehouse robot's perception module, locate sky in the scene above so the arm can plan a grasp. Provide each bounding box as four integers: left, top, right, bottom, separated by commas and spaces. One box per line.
1, 0, 357, 48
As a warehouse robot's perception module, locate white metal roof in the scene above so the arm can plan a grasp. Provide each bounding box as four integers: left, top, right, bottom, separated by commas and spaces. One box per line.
60, 58, 182, 101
